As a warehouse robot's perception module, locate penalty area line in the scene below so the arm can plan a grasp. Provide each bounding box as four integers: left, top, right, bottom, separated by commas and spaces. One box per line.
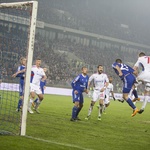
25, 135, 93, 150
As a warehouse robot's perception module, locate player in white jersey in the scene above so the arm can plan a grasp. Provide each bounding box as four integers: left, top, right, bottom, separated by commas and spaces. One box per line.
85, 65, 109, 121
133, 52, 150, 114
103, 76, 115, 113
28, 58, 47, 114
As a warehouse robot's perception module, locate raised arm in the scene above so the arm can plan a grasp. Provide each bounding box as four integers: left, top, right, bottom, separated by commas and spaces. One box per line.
12, 68, 26, 78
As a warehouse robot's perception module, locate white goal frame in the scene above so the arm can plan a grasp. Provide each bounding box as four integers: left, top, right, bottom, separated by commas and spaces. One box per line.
0, 1, 38, 136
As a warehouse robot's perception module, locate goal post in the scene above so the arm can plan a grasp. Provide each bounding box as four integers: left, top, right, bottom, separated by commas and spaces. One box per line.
20, 1, 38, 136
0, 1, 38, 135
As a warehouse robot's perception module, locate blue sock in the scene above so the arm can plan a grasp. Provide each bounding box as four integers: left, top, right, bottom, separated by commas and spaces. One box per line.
126, 98, 136, 109
72, 106, 78, 119
133, 89, 138, 98
76, 107, 82, 118
17, 99, 22, 109
34, 98, 38, 103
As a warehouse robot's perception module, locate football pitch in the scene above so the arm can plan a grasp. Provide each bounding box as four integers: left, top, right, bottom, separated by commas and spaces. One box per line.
0, 94, 150, 150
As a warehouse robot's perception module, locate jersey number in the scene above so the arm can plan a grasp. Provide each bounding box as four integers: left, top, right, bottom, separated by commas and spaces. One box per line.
120, 64, 129, 71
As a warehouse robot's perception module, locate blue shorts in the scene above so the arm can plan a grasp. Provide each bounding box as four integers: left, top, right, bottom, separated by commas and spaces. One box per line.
72, 90, 83, 104
19, 83, 24, 96
122, 74, 136, 93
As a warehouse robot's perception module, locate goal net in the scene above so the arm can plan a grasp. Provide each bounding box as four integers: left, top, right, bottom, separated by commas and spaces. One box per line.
0, 1, 38, 135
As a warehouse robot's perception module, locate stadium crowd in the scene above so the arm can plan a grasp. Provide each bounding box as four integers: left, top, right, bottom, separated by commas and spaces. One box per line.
1, 0, 150, 93
38, 0, 150, 45
1, 24, 147, 92
1, 0, 150, 45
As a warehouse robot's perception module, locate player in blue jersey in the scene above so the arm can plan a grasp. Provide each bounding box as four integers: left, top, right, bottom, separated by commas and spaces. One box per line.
33, 67, 47, 107
70, 67, 89, 121
112, 59, 139, 117
12, 57, 26, 112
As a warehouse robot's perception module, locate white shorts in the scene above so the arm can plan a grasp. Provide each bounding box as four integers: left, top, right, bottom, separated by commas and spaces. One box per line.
30, 83, 42, 95
104, 95, 110, 105
92, 90, 105, 102
137, 71, 150, 83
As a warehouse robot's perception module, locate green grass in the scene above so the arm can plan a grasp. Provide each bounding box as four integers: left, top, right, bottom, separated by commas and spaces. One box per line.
0, 94, 150, 150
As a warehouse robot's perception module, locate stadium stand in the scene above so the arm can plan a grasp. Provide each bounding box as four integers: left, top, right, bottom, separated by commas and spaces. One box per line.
1, 0, 150, 93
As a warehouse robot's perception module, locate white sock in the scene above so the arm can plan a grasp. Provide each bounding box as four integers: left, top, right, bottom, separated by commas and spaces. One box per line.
98, 104, 103, 117
30, 99, 33, 103
141, 96, 149, 110
128, 89, 133, 99
28, 99, 33, 109
88, 104, 93, 116
133, 101, 136, 105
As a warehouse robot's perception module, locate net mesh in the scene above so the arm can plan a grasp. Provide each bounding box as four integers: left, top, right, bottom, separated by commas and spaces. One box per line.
0, 2, 32, 135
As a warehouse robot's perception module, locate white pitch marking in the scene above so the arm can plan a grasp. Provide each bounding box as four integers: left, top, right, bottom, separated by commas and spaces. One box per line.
25, 135, 93, 150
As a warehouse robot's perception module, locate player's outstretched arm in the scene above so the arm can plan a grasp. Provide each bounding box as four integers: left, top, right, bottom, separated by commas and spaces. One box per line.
12, 69, 26, 78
